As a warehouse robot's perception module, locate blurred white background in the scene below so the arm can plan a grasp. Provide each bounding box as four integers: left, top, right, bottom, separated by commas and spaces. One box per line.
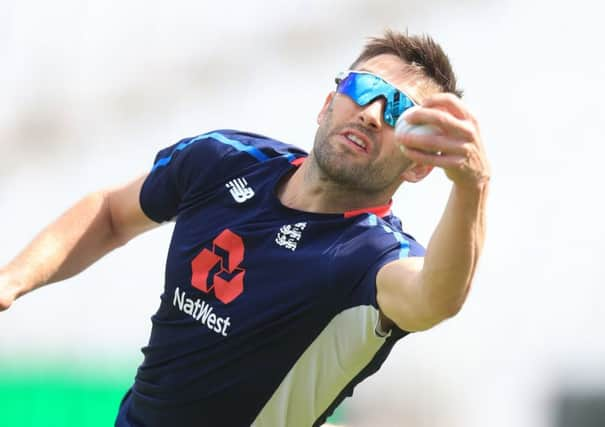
1, 0, 605, 426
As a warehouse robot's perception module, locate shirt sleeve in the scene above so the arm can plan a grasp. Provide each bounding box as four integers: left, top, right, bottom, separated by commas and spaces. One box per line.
355, 236, 425, 306
350, 226, 426, 336
139, 134, 229, 223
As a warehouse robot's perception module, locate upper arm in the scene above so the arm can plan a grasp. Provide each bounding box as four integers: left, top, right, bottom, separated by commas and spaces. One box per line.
376, 256, 444, 332
106, 173, 159, 245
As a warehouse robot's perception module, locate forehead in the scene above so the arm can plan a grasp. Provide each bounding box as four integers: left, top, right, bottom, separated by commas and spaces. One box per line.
355, 53, 423, 102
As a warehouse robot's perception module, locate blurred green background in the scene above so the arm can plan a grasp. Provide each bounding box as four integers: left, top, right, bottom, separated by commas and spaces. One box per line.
0, 358, 345, 426
0, 359, 132, 426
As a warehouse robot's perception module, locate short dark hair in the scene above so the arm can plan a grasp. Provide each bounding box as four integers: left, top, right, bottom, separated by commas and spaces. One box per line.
350, 29, 463, 98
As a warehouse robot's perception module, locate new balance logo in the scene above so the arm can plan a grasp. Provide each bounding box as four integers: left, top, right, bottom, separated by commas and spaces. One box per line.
275, 222, 307, 251
226, 178, 255, 203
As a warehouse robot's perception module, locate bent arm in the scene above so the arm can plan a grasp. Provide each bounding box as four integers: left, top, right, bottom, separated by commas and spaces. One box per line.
0, 174, 158, 311
377, 93, 489, 332
377, 182, 488, 331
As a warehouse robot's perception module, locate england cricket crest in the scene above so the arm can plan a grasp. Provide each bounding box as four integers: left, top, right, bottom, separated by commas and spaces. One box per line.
275, 222, 307, 251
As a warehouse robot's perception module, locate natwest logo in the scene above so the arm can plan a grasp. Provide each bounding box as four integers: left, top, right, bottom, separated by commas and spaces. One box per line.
191, 229, 246, 304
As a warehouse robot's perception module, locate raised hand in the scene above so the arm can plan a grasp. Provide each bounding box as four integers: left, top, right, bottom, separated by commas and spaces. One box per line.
397, 93, 490, 189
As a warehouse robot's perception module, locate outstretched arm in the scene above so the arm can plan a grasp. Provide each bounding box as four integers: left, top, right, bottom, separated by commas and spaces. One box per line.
0, 174, 158, 311
377, 94, 490, 332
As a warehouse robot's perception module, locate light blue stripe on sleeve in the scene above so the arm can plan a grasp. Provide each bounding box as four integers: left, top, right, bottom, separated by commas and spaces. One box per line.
359, 213, 379, 227
204, 132, 269, 162
151, 139, 195, 172
151, 131, 270, 172
368, 214, 378, 227
381, 225, 411, 258
283, 152, 296, 162
361, 214, 410, 258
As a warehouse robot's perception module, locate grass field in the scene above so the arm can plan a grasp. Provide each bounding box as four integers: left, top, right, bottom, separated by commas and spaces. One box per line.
0, 359, 131, 426
0, 359, 345, 426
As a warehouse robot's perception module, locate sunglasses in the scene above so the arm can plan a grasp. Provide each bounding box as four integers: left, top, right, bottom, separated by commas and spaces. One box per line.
334, 71, 416, 127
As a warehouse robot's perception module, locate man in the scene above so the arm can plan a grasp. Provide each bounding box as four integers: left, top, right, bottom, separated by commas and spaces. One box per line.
0, 30, 489, 426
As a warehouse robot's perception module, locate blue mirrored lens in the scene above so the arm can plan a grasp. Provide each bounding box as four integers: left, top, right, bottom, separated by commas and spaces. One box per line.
335, 71, 415, 127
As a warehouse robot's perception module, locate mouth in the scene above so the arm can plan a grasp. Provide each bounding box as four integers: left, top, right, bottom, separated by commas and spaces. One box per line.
339, 129, 371, 153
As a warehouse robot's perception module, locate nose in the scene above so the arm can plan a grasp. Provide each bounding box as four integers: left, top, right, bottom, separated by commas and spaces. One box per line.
357, 97, 385, 131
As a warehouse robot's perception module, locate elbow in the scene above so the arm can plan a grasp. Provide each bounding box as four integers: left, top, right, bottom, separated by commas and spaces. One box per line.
98, 190, 131, 249
107, 223, 132, 250
429, 296, 467, 326
420, 275, 473, 327
440, 300, 465, 320
110, 230, 131, 249
408, 297, 467, 332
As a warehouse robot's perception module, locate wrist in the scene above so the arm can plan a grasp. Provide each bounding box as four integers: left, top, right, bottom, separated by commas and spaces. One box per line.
448, 178, 489, 216
0, 267, 27, 298
452, 174, 490, 194
0, 270, 19, 311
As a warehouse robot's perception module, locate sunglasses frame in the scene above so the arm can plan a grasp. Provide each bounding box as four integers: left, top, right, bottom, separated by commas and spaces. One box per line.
334, 70, 417, 127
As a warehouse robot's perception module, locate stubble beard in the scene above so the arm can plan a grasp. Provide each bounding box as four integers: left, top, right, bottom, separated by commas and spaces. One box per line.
312, 110, 411, 193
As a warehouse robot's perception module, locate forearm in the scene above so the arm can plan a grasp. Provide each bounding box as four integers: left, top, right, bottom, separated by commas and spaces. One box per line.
420, 180, 488, 317
378, 94, 490, 331
2, 191, 125, 299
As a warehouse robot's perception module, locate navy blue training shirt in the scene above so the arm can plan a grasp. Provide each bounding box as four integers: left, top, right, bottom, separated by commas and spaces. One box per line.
115, 129, 425, 427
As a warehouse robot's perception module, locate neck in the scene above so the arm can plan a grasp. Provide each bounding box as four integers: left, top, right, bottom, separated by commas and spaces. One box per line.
277, 154, 395, 214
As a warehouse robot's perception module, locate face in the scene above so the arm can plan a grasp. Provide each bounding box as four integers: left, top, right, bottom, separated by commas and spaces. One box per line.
312, 54, 423, 193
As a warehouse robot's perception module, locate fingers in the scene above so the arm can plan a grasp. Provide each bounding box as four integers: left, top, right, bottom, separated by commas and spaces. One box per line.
398, 133, 470, 157
398, 129, 481, 171
400, 145, 466, 169
398, 94, 489, 187
421, 93, 474, 121
403, 92, 480, 140
403, 106, 476, 141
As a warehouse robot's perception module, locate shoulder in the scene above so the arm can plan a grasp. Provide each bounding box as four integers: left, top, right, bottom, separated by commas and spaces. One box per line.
329, 213, 425, 289
344, 213, 425, 259
329, 213, 424, 316
162, 129, 307, 166
217, 129, 308, 159
142, 129, 308, 218
379, 215, 426, 258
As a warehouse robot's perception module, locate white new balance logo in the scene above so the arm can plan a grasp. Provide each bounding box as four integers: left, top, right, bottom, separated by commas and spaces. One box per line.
226, 178, 255, 203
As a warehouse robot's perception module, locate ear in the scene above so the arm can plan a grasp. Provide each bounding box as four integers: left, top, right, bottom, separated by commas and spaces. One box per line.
400, 162, 433, 183
317, 92, 335, 124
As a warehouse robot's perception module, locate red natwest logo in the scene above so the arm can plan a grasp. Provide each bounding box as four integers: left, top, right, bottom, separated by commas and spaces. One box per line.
191, 229, 246, 304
